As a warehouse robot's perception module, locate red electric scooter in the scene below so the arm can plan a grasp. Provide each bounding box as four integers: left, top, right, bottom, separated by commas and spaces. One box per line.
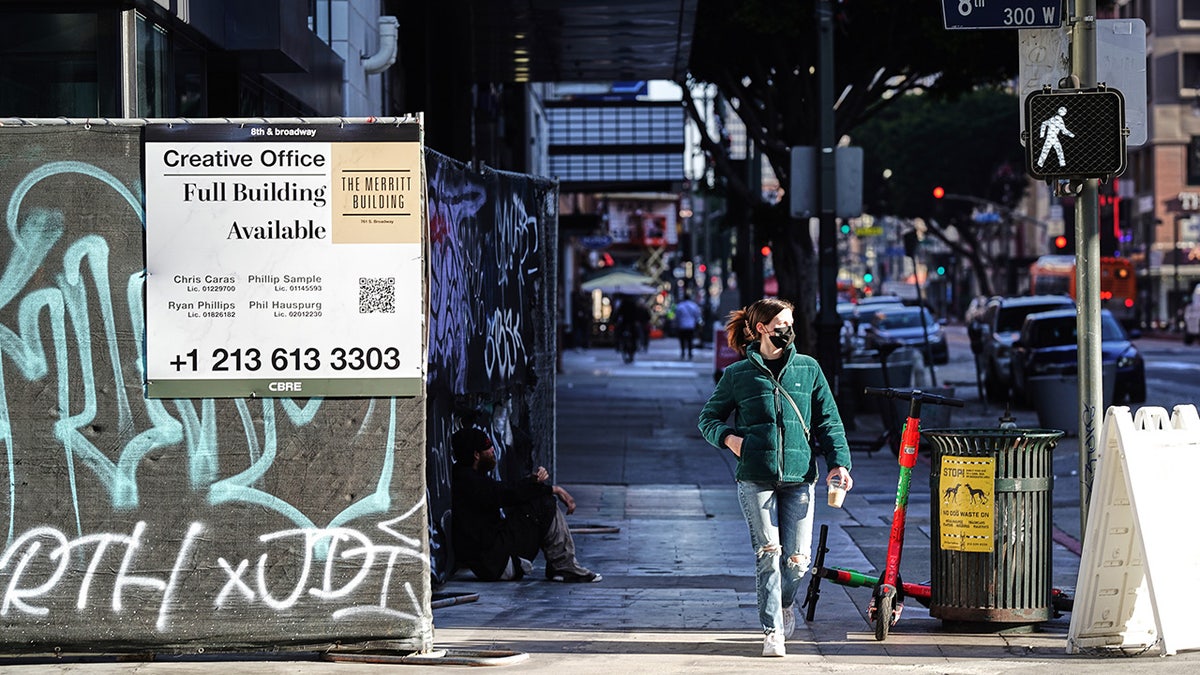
802, 386, 963, 641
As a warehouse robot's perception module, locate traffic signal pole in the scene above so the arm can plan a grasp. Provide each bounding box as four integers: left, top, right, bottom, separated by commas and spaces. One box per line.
816, 0, 842, 386
1073, 0, 1102, 534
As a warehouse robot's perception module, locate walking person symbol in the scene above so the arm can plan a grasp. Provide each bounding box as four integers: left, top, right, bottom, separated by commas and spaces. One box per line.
1037, 106, 1075, 168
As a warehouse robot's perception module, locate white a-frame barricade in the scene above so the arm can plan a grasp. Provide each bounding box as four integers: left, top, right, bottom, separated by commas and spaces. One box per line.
1068, 405, 1200, 656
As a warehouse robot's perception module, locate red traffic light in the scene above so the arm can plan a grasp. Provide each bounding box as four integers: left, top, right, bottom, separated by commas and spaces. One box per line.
760, 245, 772, 257
932, 186, 945, 199
1054, 235, 1068, 250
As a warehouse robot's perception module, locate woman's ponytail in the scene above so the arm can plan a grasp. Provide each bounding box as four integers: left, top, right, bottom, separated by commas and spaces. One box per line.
724, 309, 752, 357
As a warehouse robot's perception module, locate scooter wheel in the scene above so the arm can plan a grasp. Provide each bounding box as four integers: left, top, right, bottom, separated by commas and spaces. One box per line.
874, 589, 894, 642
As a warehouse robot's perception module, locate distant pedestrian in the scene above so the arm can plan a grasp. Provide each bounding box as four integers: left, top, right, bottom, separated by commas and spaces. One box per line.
613, 295, 651, 354
674, 296, 703, 359
572, 292, 592, 350
451, 428, 601, 583
636, 300, 652, 352
697, 297, 852, 657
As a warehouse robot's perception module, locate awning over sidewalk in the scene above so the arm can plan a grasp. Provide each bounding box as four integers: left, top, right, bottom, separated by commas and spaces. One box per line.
580, 269, 659, 295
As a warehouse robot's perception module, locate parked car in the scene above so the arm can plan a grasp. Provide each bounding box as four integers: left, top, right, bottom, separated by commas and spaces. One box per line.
837, 299, 905, 357
862, 305, 949, 365
1011, 308, 1146, 405
857, 294, 906, 307
975, 295, 1076, 401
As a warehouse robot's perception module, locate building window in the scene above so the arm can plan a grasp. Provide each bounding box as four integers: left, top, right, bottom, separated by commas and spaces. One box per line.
547, 106, 685, 146
1188, 136, 1200, 186
1181, 52, 1200, 97
174, 35, 206, 117
0, 12, 113, 117
1184, 0, 1200, 28
309, 0, 332, 45
136, 14, 169, 117
1131, 0, 1152, 25
546, 103, 686, 186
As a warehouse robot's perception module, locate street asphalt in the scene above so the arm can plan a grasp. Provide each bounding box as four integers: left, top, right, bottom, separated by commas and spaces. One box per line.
3, 330, 1197, 673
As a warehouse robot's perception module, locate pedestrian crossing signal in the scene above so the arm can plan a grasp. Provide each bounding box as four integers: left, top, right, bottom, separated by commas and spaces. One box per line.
1024, 88, 1127, 181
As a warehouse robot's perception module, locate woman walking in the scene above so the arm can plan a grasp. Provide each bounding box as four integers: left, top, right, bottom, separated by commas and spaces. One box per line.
697, 298, 853, 657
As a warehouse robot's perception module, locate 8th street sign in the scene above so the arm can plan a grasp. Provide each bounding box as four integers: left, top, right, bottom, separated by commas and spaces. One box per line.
942, 0, 1063, 30
1024, 88, 1127, 180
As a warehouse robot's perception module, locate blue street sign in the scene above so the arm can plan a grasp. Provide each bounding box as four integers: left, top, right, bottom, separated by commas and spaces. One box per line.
942, 0, 1063, 30
580, 235, 613, 250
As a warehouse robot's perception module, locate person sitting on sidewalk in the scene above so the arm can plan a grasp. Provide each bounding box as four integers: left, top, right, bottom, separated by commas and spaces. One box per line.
450, 427, 602, 583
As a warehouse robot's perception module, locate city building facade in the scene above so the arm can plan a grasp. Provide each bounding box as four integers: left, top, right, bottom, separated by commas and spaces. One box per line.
1119, 0, 1200, 324
0, 0, 398, 119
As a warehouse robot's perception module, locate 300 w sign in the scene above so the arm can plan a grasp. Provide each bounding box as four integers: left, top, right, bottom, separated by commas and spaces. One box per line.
942, 0, 1063, 30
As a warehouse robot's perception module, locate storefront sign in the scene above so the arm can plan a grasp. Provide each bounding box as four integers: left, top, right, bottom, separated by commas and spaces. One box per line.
606, 200, 678, 247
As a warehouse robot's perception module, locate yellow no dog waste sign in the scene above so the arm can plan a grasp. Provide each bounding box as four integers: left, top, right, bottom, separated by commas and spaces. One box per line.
937, 455, 995, 552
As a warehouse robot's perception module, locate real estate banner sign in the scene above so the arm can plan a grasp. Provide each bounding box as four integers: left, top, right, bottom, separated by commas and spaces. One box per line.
143, 122, 425, 398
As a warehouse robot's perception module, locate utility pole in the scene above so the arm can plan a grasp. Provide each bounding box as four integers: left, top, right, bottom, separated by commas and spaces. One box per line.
815, 0, 841, 385
119, 10, 137, 117
1073, 0, 1102, 534
748, 143, 764, 307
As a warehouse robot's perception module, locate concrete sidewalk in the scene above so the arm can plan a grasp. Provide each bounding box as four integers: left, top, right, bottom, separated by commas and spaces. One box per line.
424, 337, 1197, 673
3, 337, 1194, 673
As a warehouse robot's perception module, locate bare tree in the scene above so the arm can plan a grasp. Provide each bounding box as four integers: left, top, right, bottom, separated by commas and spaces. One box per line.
683, 0, 1018, 349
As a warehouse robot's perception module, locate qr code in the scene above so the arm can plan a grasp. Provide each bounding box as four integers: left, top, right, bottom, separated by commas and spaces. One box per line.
359, 277, 396, 313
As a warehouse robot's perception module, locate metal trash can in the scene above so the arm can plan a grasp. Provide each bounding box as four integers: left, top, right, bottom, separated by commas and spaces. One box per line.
923, 428, 1064, 630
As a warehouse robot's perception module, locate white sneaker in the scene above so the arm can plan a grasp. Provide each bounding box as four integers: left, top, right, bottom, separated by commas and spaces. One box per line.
782, 604, 796, 639
762, 631, 785, 657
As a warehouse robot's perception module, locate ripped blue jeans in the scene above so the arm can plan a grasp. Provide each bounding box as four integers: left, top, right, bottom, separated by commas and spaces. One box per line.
736, 480, 815, 634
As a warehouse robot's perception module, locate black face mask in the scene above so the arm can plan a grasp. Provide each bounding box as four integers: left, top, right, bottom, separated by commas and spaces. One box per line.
769, 325, 795, 349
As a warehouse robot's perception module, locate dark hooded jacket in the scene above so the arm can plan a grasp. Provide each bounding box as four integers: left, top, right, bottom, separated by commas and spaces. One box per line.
452, 462, 552, 580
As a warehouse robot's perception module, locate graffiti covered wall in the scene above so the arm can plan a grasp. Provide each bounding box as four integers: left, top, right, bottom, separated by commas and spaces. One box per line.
0, 126, 430, 652
424, 152, 558, 584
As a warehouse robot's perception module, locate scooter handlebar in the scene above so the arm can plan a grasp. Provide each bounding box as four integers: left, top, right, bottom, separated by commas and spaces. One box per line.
863, 386, 965, 408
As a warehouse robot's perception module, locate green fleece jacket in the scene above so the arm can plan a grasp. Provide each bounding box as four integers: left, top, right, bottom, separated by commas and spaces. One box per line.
698, 343, 851, 483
